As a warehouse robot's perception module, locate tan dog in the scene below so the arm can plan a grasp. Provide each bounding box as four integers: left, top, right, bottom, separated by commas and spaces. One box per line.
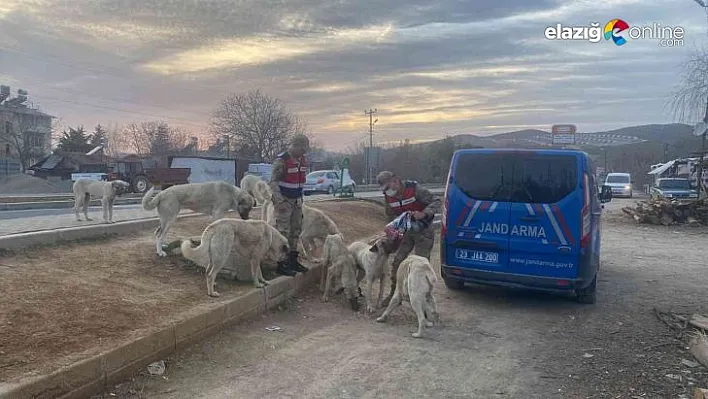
299, 204, 342, 262
180, 218, 289, 296
240, 174, 272, 205
262, 198, 276, 227
72, 178, 130, 223
347, 238, 397, 313
142, 181, 256, 257
376, 255, 439, 338
321, 234, 361, 310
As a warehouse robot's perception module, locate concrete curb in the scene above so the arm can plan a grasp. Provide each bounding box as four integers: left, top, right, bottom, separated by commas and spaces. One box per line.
0, 264, 323, 399
0, 198, 143, 211
0, 185, 445, 211
0, 213, 201, 252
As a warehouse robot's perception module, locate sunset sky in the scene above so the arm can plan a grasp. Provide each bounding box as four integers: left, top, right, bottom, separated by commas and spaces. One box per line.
0, 0, 705, 151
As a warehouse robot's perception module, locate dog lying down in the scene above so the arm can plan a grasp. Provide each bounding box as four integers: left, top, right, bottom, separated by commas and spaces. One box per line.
376, 255, 439, 338
348, 237, 398, 313
180, 218, 289, 296
320, 234, 362, 310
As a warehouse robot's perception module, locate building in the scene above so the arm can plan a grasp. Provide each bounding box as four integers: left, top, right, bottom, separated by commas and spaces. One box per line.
0, 85, 54, 172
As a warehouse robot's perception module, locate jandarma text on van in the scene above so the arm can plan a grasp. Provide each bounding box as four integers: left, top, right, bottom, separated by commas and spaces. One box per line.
544, 22, 684, 43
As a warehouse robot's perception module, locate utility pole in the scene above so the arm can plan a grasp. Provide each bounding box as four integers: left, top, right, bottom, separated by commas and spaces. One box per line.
664, 143, 669, 163
364, 108, 378, 185
698, 97, 708, 198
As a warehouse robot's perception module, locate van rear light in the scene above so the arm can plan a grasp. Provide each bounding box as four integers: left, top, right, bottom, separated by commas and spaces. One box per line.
580, 173, 591, 248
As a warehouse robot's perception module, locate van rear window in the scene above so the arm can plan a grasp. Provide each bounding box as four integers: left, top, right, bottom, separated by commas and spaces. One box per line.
453, 153, 578, 203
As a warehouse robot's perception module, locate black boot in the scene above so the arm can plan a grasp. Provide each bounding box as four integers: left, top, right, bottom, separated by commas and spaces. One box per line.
289, 251, 308, 273
276, 260, 296, 277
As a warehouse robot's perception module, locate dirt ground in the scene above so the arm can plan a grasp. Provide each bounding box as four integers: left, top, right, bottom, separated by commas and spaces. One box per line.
0, 200, 389, 383
97, 197, 708, 398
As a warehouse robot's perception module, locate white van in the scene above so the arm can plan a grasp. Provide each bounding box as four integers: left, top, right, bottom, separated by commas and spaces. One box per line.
604, 173, 632, 198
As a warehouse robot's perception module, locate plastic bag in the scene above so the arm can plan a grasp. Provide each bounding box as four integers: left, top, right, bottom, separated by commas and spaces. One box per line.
384, 211, 411, 240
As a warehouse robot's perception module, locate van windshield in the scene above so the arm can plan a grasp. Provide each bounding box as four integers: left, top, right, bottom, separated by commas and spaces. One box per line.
606, 175, 630, 183
453, 152, 578, 203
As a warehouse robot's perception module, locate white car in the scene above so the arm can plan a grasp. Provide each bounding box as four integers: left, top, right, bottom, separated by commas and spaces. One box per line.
604, 172, 633, 198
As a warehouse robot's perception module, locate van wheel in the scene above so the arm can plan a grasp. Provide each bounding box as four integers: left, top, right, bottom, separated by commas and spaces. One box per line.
575, 277, 597, 304
441, 267, 465, 290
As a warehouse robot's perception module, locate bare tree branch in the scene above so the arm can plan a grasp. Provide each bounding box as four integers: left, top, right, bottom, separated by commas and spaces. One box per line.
210, 89, 307, 161
670, 44, 708, 123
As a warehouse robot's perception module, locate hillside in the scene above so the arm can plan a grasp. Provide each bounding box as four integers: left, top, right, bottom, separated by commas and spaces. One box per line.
447, 123, 695, 149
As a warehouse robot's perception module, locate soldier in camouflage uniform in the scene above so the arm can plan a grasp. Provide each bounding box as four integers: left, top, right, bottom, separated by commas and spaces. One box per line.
377, 171, 441, 306
270, 134, 310, 276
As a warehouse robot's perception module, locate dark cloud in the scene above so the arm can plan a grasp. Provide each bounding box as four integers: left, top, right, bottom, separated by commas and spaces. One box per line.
0, 0, 704, 150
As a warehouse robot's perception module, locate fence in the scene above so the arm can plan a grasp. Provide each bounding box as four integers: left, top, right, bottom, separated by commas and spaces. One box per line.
0, 158, 21, 180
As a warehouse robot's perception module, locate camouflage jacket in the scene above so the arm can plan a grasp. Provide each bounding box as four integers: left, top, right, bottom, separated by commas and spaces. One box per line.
383, 183, 441, 222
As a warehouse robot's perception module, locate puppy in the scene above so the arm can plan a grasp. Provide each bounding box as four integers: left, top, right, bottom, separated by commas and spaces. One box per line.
376, 255, 439, 338
180, 218, 289, 296
142, 181, 256, 257
347, 237, 397, 313
321, 234, 361, 310
73, 178, 130, 223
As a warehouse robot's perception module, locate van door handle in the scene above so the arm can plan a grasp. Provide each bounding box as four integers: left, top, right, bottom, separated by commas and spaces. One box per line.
520, 216, 540, 222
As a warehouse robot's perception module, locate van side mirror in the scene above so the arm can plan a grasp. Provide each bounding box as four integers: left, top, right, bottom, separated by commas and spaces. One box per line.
600, 185, 613, 203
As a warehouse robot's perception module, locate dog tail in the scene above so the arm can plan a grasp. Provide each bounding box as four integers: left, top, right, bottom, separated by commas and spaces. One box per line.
142, 187, 160, 211
180, 224, 217, 265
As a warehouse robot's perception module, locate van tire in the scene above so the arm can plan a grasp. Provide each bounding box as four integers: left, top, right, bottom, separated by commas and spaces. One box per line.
575, 276, 597, 304
441, 267, 465, 290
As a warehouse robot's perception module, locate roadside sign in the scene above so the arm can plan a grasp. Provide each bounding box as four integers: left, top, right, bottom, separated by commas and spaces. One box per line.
552, 124, 576, 145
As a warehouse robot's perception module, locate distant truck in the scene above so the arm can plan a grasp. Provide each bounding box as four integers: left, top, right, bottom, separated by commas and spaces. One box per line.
72, 160, 191, 194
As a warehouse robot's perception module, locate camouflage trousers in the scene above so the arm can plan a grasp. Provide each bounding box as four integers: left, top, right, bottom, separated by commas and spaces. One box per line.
274, 196, 303, 249
388, 224, 435, 292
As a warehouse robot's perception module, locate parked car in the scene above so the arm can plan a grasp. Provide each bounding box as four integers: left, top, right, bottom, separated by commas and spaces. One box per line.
650, 178, 698, 200
604, 172, 633, 198
303, 169, 355, 195
440, 148, 613, 304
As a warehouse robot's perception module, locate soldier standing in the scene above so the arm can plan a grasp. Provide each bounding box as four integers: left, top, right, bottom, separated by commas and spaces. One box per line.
269, 134, 310, 277
377, 171, 441, 306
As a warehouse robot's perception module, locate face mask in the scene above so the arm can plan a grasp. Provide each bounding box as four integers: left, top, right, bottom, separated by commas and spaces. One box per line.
384, 188, 397, 196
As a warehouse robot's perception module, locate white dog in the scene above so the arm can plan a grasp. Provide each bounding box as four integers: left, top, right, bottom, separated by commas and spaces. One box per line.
142, 181, 256, 257
376, 255, 439, 338
180, 218, 289, 296
73, 178, 130, 223
348, 238, 398, 313
240, 174, 271, 205
321, 234, 362, 310
299, 205, 342, 262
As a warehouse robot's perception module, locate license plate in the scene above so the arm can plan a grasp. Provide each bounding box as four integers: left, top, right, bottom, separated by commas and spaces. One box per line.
455, 249, 498, 264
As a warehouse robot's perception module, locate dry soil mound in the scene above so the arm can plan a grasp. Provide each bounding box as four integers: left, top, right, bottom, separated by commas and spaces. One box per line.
0, 173, 65, 194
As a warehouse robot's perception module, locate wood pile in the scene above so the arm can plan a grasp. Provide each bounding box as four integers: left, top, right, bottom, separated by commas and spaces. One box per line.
622, 198, 708, 226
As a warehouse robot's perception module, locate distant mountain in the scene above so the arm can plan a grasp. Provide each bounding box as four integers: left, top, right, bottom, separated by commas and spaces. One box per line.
447, 123, 694, 149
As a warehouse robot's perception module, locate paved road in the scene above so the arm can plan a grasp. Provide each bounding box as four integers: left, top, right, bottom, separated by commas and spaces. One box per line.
0, 189, 444, 236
